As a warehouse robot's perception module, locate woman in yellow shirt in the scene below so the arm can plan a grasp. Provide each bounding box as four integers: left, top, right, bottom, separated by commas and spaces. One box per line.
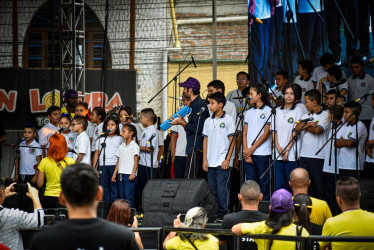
232, 189, 309, 250
37, 133, 75, 208
163, 207, 219, 250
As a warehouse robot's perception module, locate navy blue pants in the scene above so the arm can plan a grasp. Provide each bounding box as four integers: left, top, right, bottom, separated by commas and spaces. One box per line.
173, 156, 187, 179
98, 165, 119, 203
283, 23, 298, 78
207, 166, 231, 214
244, 155, 271, 200
339, 169, 361, 179
299, 157, 324, 199
250, 18, 270, 83
118, 173, 137, 208
275, 160, 296, 192
135, 164, 158, 210
324, 172, 338, 215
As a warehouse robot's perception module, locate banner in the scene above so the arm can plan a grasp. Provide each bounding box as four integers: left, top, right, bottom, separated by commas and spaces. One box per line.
0, 68, 136, 129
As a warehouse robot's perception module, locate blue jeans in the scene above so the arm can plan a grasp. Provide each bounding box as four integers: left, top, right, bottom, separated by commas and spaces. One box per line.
275, 160, 296, 192
207, 166, 231, 214
173, 156, 187, 179
98, 165, 119, 202
118, 173, 137, 208
244, 155, 271, 200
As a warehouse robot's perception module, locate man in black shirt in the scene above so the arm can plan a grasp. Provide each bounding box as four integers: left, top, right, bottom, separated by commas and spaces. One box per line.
220, 180, 268, 250
29, 163, 138, 250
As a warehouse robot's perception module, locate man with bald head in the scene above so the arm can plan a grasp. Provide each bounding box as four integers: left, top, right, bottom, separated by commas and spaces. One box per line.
289, 168, 332, 225
219, 180, 268, 250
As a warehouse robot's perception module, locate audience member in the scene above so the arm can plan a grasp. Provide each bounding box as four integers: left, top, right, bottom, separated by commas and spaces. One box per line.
293, 193, 323, 235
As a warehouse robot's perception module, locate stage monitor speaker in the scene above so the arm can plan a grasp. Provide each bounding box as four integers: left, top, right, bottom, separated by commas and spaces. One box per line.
142, 179, 218, 227
360, 178, 374, 213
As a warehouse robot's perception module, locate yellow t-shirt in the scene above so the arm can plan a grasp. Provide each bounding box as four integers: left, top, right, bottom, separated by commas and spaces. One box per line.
241, 221, 309, 250
320, 209, 374, 250
38, 157, 75, 197
165, 234, 218, 250
310, 196, 332, 225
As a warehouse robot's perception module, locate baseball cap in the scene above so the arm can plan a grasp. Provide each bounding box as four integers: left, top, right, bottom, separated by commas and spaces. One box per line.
270, 188, 293, 213
179, 77, 200, 91
64, 89, 78, 98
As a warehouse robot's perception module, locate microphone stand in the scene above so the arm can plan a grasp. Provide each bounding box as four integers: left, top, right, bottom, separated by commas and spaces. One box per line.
187, 111, 204, 179
149, 140, 154, 179
94, 135, 108, 206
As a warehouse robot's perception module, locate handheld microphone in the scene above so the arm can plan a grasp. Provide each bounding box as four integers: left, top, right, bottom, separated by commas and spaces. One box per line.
243, 96, 252, 101
273, 95, 283, 101
197, 107, 205, 115
191, 53, 197, 68
248, 12, 263, 24
68, 147, 78, 154
98, 128, 113, 138
57, 127, 66, 133
296, 117, 314, 124
146, 133, 156, 144
121, 116, 136, 121
355, 90, 374, 102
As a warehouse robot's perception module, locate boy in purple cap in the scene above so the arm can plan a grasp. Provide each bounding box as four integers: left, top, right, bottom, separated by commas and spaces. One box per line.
61, 89, 79, 120
232, 188, 309, 249
170, 77, 209, 178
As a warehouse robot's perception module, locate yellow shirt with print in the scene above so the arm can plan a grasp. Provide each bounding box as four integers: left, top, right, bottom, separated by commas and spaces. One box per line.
165, 234, 218, 250
38, 157, 75, 197
241, 221, 309, 250
320, 209, 374, 250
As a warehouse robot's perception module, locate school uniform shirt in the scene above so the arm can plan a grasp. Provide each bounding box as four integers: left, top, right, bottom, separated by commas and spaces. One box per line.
92, 122, 103, 152
272, 105, 304, 161
119, 122, 143, 141
19, 140, 42, 175
323, 123, 343, 174
312, 66, 347, 90
139, 125, 159, 168
115, 140, 140, 175
293, 75, 315, 103
209, 101, 237, 122
338, 121, 368, 170
202, 112, 236, 167
226, 89, 247, 114
299, 109, 330, 159
73, 131, 91, 164
298, 0, 321, 13
170, 117, 188, 157
295, 101, 308, 115
86, 121, 95, 139
244, 104, 272, 156
250, 0, 271, 19
347, 73, 374, 120
95, 135, 122, 166
61, 131, 77, 159
323, 81, 348, 101
38, 122, 59, 147
157, 130, 164, 147
366, 117, 374, 163
283, 0, 297, 23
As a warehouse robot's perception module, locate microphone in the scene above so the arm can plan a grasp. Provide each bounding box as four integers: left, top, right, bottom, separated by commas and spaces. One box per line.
16, 137, 26, 145
98, 128, 113, 138
273, 94, 283, 101
248, 12, 263, 24
146, 133, 156, 144
121, 116, 136, 121
330, 79, 347, 88
355, 90, 374, 102
197, 107, 205, 115
296, 117, 314, 124
365, 58, 374, 65
57, 127, 66, 133
68, 147, 77, 155
191, 53, 197, 68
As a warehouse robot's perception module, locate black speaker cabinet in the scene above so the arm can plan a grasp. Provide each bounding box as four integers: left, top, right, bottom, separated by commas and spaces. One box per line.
360, 178, 374, 213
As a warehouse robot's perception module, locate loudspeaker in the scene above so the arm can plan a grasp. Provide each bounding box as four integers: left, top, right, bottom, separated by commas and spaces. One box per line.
97, 201, 112, 219
142, 179, 218, 227
360, 179, 374, 213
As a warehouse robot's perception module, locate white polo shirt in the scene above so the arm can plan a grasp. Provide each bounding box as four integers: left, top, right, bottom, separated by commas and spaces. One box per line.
299, 109, 330, 159
294, 75, 315, 103
95, 135, 122, 166
116, 140, 140, 175
283, 0, 297, 23
244, 104, 272, 156
295, 101, 308, 114
119, 122, 143, 141
73, 131, 91, 165
86, 121, 95, 139
157, 130, 164, 147
311, 66, 347, 90
19, 140, 42, 175
61, 131, 77, 159
209, 100, 237, 121
170, 117, 188, 157
250, 0, 271, 19
92, 122, 103, 152
203, 112, 236, 167
366, 117, 374, 163
323, 123, 343, 174
338, 121, 368, 170
298, 0, 321, 13
227, 89, 247, 114
272, 105, 304, 161
38, 122, 59, 147
348, 73, 374, 120
139, 125, 159, 168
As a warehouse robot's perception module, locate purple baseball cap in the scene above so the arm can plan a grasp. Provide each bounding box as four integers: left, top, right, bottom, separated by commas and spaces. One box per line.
179, 77, 200, 91
270, 189, 293, 213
